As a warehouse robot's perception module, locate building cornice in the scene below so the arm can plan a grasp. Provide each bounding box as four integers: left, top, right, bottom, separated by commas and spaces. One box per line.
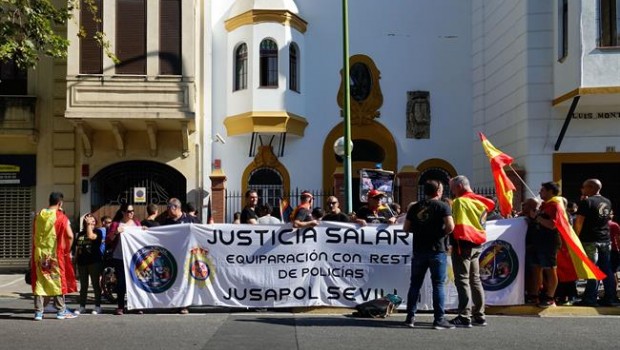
223, 111, 308, 137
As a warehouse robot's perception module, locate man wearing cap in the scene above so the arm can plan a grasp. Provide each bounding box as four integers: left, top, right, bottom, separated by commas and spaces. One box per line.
356, 189, 396, 224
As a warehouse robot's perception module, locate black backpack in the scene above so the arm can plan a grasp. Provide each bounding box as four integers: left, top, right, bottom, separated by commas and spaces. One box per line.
353, 294, 402, 318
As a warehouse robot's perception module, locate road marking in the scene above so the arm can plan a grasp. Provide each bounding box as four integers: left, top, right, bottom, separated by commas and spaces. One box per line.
0, 277, 24, 288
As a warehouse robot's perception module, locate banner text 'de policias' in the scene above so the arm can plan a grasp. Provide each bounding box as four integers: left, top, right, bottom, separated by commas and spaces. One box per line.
121, 219, 526, 310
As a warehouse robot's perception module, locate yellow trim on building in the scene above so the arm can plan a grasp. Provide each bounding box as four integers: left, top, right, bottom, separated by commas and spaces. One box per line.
322, 121, 397, 191
241, 145, 291, 201
223, 111, 308, 137
225, 10, 308, 33
416, 158, 458, 178
552, 152, 620, 183
552, 86, 620, 106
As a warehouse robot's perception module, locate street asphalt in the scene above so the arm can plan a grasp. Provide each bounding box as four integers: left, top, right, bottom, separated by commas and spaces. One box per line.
3, 273, 620, 349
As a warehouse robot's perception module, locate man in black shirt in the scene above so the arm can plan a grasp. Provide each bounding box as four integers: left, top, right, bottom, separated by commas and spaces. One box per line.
240, 190, 259, 224
322, 196, 349, 222
402, 180, 455, 330
574, 179, 615, 306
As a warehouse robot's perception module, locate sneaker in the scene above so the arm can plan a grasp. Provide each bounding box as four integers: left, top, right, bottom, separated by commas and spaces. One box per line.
77, 306, 86, 315
34, 312, 43, 321
449, 316, 472, 328
538, 296, 556, 308
472, 317, 487, 327
92, 306, 103, 315
56, 311, 78, 320
179, 308, 189, 314
433, 319, 456, 330
403, 318, 415, 328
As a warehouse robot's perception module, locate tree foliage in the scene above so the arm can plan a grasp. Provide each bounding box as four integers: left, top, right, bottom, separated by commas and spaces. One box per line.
0, 0, 113, 69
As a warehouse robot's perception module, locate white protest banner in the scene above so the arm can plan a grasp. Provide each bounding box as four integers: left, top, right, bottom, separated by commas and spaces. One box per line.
121, 219, 526, 310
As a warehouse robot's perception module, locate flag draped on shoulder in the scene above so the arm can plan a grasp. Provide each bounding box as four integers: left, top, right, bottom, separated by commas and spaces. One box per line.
452, 192, 495, 245
548, 197, 606, 280
479, 132, 516, 217
31, 209, 77, 296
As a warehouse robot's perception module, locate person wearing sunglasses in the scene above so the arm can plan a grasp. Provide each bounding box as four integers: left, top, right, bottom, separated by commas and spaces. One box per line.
106, 203, 141, 315
163, 198, 199, 225
322, 196, 349, 222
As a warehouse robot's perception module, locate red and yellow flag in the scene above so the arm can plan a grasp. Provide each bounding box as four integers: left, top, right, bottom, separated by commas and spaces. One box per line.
548, 197, 606, 280
479, 132, 516, 217
452, 192, 496, 245
31, 208, 77, 296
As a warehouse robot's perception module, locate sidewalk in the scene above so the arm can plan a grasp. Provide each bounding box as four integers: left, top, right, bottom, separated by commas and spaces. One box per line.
3, 273, 619, 316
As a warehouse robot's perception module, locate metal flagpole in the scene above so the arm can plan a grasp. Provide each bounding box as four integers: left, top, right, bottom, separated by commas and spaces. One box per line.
342, 0, 353, 213
509, 165, 537, 198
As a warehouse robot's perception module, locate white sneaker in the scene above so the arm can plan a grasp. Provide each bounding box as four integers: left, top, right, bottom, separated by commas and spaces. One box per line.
92, 306, 102, 315
76, 307, 86, 315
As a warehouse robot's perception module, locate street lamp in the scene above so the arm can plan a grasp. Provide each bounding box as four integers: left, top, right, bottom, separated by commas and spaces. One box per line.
341, 0, 353, 213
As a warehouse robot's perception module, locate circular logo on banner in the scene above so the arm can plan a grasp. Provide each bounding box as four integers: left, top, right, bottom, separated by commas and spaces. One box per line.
479, 240, 519, 291
130, 246, 177, 293
190, 260, 211, 281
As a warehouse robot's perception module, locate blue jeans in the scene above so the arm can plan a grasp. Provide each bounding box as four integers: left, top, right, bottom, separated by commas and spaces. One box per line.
582, 242, 615, 304
405, 251, 447, 322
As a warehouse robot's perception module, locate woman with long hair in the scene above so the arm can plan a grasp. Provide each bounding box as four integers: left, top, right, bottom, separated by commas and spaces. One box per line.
105, 203, 140, 315
75, 213, 103, 314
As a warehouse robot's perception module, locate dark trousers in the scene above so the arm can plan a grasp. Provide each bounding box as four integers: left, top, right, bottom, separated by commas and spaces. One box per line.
78, 262, 103, 307
113, 258, 126, 309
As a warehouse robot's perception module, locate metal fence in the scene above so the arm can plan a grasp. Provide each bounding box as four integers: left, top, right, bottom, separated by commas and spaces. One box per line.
225, 188, 333, 223
416, 185, 496, 202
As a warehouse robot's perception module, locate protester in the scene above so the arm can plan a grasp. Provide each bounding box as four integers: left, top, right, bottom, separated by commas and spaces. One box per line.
311, 207, 325, 221
232, 212, 241, 224
574, 179, 615, 306
291, 191, 319, 228
609, 210, 620, 294
141, 203, 161, 228
164, 198, 199, 225
257, 203, 281, 224
99, 215, 112, 255
449, 175, 494, 327
555, 197, 578, 306
162, 198, 197, 314
532, 182, 563, 308
186, 202, 199, 220
31, 192, 78, 321
240, 190, 259, 224
566, 202, 578, 226
356, 189, 396, 224
519, 198, 541, 304
106, 203, 141, 315
322, 196, 350, 222
403, 180, 455, 330
75, 213, 103, 315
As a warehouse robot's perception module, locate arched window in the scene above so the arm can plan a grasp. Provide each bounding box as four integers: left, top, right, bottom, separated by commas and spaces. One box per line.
260, 39, 278, 87
234, 43, 248, 91
289, 43, 299, 92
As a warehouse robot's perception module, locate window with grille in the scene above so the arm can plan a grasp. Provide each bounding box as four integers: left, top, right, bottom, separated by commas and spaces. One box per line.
0, 187, 34, 265
234, 43, 248, 91
260, 39, 278, 87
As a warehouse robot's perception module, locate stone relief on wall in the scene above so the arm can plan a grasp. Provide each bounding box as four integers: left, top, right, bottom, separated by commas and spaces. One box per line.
406, 91, 430, 139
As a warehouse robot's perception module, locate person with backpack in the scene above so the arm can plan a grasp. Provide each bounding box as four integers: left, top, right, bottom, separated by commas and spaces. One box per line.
402, 180, 455, 330
448, 175, 495, 328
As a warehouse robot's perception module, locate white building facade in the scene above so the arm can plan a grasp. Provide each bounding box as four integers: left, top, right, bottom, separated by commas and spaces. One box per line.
1, 0, 619, 266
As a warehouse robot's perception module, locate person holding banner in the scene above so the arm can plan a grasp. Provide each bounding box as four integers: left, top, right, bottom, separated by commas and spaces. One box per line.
403, 180, 455, 330
356, 190, 396, 224
292, 191, 319, 228
240, 190, 259, 224
449, 175, 495, 328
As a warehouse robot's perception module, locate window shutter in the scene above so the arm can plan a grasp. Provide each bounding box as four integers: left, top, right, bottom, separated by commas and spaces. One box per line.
160, 0, 182, 75
116, 0, 146, 75
80, 0, 103, 74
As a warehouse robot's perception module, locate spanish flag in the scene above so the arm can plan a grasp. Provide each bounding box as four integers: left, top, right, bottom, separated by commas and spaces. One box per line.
548, 196, 606, 280
479, 132, 516, 217
30, 209, 77, 296
452, 192, 496, 245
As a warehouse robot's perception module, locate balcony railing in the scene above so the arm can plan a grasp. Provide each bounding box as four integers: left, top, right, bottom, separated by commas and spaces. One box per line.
0, 96, 37, 137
